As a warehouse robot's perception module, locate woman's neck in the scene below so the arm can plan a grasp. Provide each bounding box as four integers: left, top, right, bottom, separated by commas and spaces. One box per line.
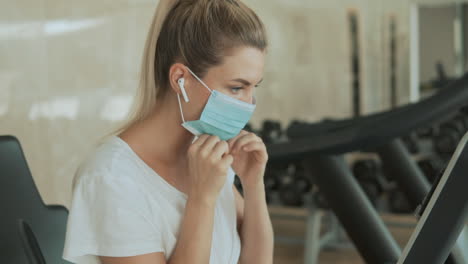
119, 92, 194, 168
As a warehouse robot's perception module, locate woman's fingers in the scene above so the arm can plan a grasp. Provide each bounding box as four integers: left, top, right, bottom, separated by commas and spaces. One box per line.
199, 135, 221, 153
191, 131, 263, 159
191, 134, 211, 149
227, 130, 249, 149
241, 141, 266, 152
220, 154, 234, 167
212, 141, 230, 160
231, 133, 262, 154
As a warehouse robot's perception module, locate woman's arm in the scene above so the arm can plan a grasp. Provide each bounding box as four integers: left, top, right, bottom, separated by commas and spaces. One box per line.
167, 195, 217, 263
234, 183, 274, 264
233, 185, 245, 236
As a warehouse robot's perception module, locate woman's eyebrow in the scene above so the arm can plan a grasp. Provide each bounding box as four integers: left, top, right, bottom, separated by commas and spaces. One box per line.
230, 78, 264, 86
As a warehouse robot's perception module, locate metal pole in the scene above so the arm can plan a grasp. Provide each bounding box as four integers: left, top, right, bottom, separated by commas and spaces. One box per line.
376, 139, 431, 206
306, 155, 401, 263
455, 3, 465, 77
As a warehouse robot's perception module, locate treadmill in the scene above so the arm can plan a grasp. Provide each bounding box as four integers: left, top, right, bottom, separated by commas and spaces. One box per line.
396, 132, 468, 264
266, 72, 468, 263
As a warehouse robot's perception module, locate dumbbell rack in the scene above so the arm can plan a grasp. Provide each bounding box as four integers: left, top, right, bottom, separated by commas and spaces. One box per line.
303, 197, 355, 264
266, 72, 468, 263
266, 137, 466, 263
269, 191, 419, 264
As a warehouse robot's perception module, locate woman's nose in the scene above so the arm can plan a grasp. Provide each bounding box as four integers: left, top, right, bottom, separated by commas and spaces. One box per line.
242, 91, 254, 104
240, 95, 253, 104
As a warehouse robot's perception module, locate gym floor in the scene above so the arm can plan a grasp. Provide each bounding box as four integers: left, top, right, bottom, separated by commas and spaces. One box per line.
270, 206, 416, 264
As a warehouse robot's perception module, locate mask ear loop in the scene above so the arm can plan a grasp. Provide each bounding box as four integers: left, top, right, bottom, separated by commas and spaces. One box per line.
185, 67, 212, 93
176, 94, 186, 124
177, 67, 212, 124
177, 93, 199, 142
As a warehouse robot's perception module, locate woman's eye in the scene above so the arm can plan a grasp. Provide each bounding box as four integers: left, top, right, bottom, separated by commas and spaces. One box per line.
230, 87, 243, 93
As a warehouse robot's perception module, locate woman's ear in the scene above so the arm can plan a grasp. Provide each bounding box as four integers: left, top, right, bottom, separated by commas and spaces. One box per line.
168, 63, 188, 96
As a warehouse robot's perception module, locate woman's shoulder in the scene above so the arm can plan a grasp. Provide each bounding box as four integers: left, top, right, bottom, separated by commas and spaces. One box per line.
72, 135, 142, 189
68, 136, 159, 218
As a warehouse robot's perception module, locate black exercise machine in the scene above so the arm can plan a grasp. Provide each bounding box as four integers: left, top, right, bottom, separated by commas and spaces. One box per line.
0, 135, 70, 264
397, 132, 468, 264
267, 72, 468, 263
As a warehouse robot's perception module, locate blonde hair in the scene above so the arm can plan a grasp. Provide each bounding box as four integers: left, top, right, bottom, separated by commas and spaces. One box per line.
111, 0, 268, 136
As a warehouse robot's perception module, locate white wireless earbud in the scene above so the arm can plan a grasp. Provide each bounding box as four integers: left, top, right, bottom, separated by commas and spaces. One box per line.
178, 78, 189, 102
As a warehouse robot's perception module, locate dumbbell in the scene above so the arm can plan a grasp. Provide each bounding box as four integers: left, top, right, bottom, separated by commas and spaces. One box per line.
453, 114, 468, 132
402, 133, 420, 154
417, 158, 442, 183
361, 181, 381, 208
278, 176, 312, 207
260, 120, 282, 143
352, 159, 385, 192
294, 165, 312, 193
434, 130, 459, 156
265, 162, 290, 187
434, 119, 466, 156
352, 159, 385, 207
416, 126, 436, 139
264, 161, 291, 204
353, 159, 379, 182
264, 169, 281, 192
388, 188, 413, 214
277, 164, 312, 207
451, 115, 468, 133
313, 191, 330, 209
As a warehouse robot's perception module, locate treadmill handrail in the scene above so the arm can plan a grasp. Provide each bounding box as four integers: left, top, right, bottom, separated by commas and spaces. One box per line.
268, 72, 468, 160
397, 132, 468, 264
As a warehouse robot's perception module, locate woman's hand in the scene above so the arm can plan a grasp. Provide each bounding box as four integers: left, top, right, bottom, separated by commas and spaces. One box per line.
228, 130, 268, 188
187, 135, 233, 203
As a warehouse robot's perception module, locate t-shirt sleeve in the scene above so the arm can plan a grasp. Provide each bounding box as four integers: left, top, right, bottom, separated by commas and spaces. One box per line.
63, 168, 165, 263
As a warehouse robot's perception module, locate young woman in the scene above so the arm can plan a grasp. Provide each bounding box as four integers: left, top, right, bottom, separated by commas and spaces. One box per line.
63, 0, 273, 263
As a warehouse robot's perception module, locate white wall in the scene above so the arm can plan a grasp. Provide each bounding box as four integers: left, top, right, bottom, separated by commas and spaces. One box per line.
1, 0, 467, 206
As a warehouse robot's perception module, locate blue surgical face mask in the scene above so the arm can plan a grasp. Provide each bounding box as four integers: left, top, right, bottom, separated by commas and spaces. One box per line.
176, 67, 256, 141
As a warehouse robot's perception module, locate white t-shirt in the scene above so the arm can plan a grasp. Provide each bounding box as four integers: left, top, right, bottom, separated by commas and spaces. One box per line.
63, 135, 241, 264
